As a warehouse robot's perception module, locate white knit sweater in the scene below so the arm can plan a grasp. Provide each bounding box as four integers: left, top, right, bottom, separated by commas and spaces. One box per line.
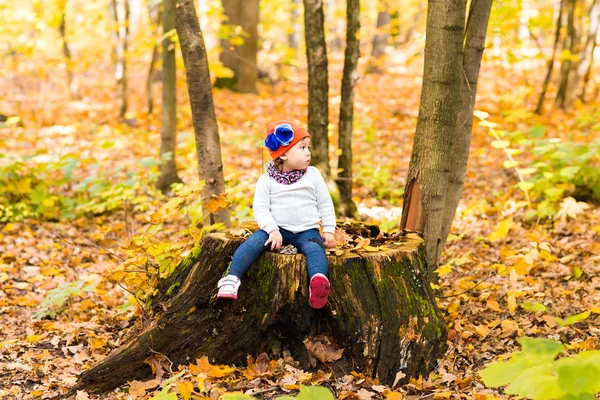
253, 166, 336, 234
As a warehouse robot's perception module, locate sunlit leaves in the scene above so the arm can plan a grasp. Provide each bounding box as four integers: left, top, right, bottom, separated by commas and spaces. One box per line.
555, 197, 590, 222
480, 337, 600, 399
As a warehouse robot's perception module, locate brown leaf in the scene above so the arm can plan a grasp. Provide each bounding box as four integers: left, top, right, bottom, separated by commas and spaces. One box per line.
144, 353, 170, 379
128, 379, 160, 398
303, 335, 344, 363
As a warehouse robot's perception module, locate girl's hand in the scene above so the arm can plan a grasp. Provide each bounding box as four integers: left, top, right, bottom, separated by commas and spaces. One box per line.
322, 232, 335, 248
265, 229, 283, 251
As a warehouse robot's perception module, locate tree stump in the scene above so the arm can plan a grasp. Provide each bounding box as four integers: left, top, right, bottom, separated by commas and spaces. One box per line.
73, 223, 447, 393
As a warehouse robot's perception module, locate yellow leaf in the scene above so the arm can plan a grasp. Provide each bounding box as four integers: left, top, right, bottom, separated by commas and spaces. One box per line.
433, 392, 452, 400
195, 374, 206, 392
475, 325, 490, 337
89, 333, 106, 350
177, 381, 194, 400
486, 299, 501, 312
204, 193, 231, 214
386, 393, 404, 400
190, 356, 235, 378
507, 293, 517, 313
14, 178, 32, 194
0, 339, 18, 348
436, 264, 452, 277
590, 307, 600, 314
488, 218, 514, 241
363, 245, 381, 252
513, 257, 530, 275
27, 335, 43, 343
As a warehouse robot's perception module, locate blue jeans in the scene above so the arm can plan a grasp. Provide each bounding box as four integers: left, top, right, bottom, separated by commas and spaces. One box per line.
227, 228, 328, 279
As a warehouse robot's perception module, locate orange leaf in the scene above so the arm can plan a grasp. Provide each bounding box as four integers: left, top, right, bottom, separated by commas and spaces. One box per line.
177, 381, 194, 400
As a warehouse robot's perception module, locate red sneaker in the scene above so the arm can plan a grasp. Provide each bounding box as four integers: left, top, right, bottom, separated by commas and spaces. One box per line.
309, 273, 330, 309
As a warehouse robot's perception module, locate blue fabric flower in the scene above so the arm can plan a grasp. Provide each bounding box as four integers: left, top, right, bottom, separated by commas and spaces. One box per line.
265, 133, 280, 151
274, 123, 294, 146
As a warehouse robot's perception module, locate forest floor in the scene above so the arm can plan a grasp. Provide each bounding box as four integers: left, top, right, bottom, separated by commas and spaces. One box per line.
1, 52, 599, 400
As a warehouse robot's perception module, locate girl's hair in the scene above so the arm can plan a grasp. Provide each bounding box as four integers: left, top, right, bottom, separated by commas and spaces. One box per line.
274, 157, 285, 170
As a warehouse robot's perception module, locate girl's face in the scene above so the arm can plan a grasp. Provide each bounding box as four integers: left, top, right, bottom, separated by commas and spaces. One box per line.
282, 137, 311, 171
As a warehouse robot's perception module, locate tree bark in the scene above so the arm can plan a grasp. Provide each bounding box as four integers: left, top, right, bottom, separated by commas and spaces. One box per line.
289, 0, 302, 51
536, 0, 565, 115
439, 0, 493, 259
578, 0, 600, 102
399, 0, 467, 277
304, 0, 331, 176
157, 0, 183, 193
368, 0, 390, 73
555, 0, 577, 109
58, 0, 81, 101
173, 0, 230, 226
147, 4, 161, 116
337, 0, 359, 218
218, 0, 259, 93
71, 225, 446, 394
111, 0, 130, 119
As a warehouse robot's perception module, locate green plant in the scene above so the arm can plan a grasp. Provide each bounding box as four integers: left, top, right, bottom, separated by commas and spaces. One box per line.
33, 280, 97, 319
476, 112, 600, 220
479, 336, 600, 399
0, 152, 162, 222
221, 385, 334, 400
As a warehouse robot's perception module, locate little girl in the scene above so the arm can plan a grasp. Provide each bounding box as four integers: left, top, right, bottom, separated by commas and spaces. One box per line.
217, 121, 336, 309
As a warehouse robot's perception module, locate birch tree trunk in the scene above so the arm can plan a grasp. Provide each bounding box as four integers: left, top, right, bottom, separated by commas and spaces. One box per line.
304, 0, 330, 176
439, 0, 494, 256
399, 0, 467, 277
147, 4, 161, 115
289, 0, 302, 51
173, 0, 230, 226
555, 0, 578, 109
111, 0, 130, 118
368, 0, 390, 73
157, 0, 183, 193
58, 0, 81, 101
536, 0, 565, 115
337, 0, 359, 218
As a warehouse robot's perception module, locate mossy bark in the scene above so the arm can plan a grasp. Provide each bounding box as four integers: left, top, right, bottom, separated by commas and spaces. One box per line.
72, 227, 446, 394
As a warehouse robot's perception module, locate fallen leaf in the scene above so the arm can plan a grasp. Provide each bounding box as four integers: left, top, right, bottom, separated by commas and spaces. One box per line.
303, 336, 344, 363
177, 381, 194, 400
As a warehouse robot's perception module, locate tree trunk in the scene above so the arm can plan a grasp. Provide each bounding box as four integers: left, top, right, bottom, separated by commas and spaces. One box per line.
58, 1, 81, 101
236, 0, 259, 93
111, 0, 130, 118
157, 0, 183, 193
337, 0, 359, 218
174, 0, 230, 226
71, 224, 446, 394
399, 0, 467, 277
218, 0, 259, 93
579, 0, 600, 102
536, 0, 565, 115
562, 0, 596, 106
580, 29, 599, 102
304, 0, 330, 176
147, 4, 161, 116
439, 0, 493, 258
289, 0, 302, 51
368, 0, 390, 73
555, 0, 577, 109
